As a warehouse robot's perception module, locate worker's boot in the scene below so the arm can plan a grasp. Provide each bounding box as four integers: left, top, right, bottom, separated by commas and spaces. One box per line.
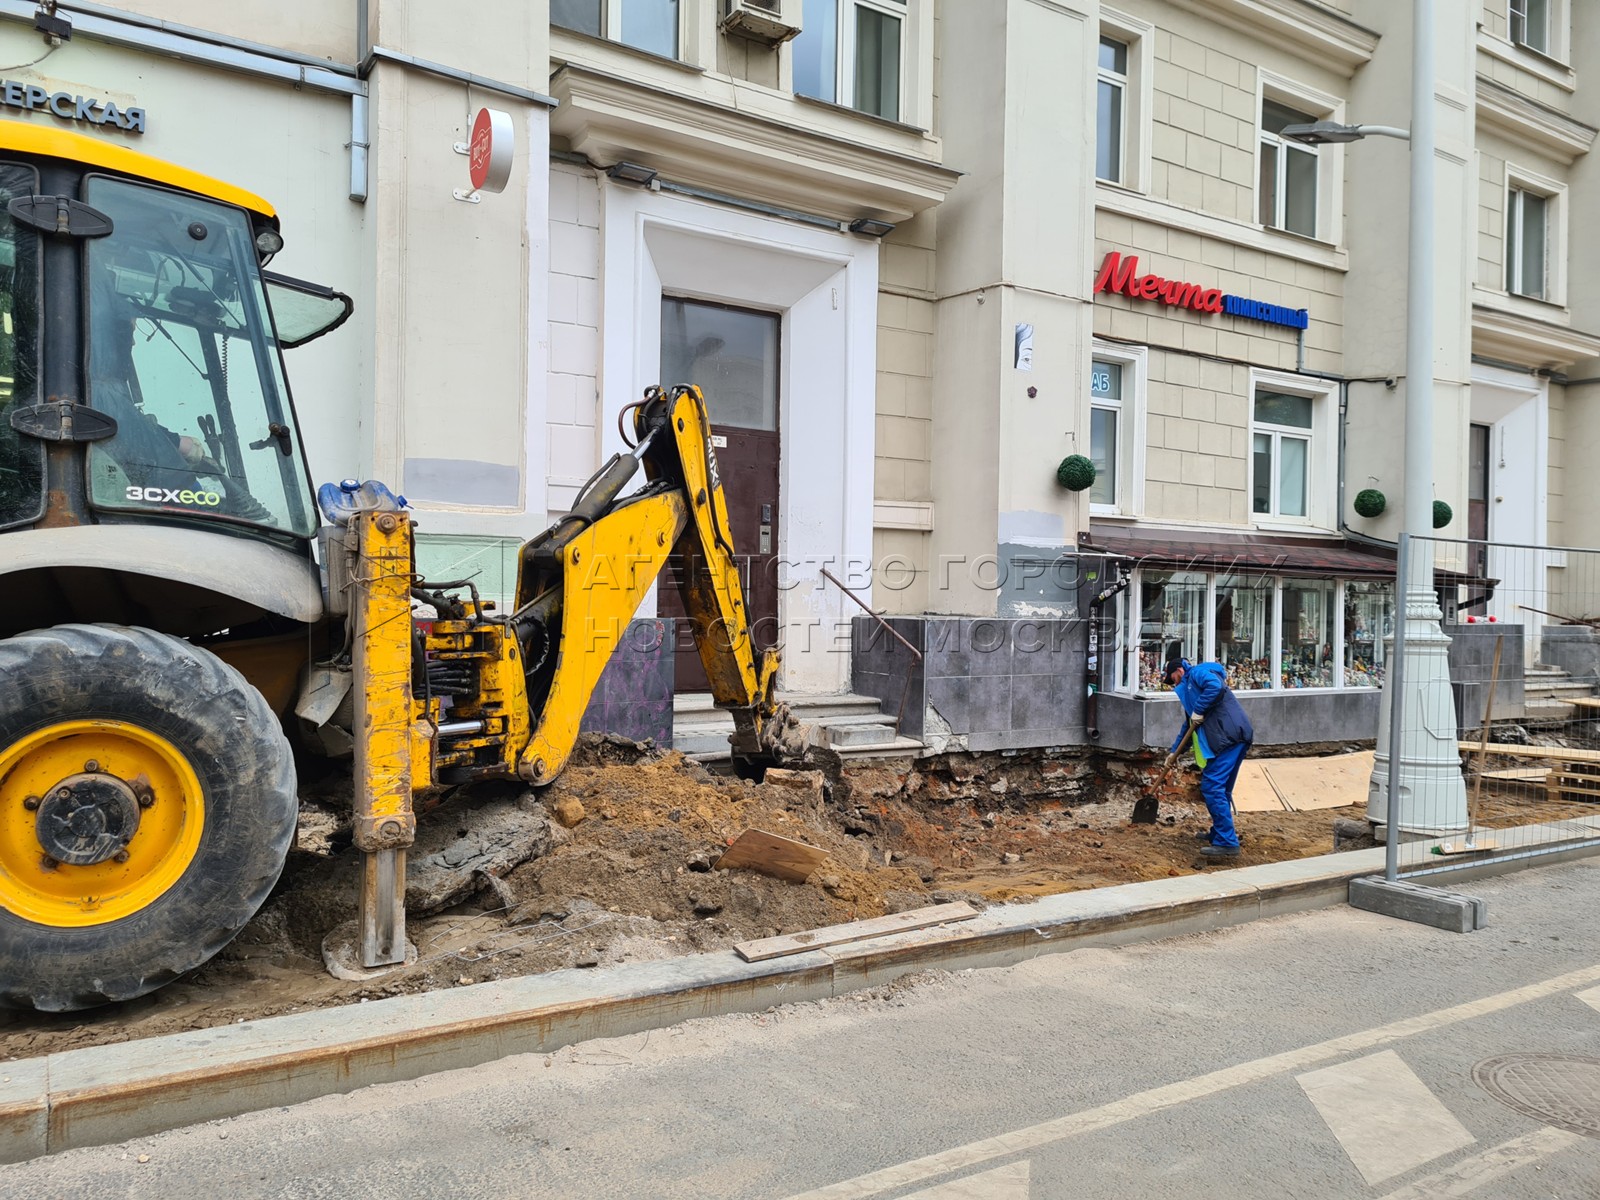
1198, 843, 1240, 859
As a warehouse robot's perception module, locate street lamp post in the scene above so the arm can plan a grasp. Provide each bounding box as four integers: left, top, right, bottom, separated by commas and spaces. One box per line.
1283, 0, 1468, 836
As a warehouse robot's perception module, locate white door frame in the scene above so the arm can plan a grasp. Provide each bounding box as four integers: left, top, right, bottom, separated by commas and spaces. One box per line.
596, 182, 879, 693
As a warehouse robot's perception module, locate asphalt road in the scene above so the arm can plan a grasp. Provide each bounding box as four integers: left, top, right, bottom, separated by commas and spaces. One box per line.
7, 858, 1600, 1199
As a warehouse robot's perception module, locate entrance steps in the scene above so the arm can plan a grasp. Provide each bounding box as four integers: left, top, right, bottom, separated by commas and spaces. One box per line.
1519, 665, 1599, 721
673, 692, 922, 761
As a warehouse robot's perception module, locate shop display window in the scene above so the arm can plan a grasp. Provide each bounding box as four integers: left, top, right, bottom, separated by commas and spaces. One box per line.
1280, 577, 1335, 688
1138, 571, 1206, 691
1215, 574, 1274, 691
1344, 581, 1392, 687
1123, 569, 1395, 696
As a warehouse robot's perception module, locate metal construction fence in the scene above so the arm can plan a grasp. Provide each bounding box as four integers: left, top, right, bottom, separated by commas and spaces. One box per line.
1378, 533, 1600, 882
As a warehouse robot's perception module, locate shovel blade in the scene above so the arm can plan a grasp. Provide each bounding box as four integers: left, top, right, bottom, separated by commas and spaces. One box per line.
1131, 794, 1159, 824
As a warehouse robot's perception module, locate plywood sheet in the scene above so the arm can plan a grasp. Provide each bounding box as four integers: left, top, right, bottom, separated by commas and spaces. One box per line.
714, 829, 829, 883
1262, 751, 1374, 812
1231, 761, 1289, 812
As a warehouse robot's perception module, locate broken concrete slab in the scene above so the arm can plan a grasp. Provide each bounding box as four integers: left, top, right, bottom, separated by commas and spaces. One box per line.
405, 793, 553, 913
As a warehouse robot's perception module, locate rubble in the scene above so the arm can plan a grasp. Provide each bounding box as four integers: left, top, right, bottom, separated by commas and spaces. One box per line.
4, 738, 1591, 1059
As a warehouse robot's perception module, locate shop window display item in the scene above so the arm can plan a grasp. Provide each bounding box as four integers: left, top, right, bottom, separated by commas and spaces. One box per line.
1280, 577, 1334, 688
1215, 572, 1274, 690
1344, 580, 1392, 686
1138, 571, 1205, 691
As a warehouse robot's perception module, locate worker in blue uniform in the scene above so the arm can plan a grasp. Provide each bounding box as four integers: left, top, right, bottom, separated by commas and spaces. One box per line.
1163, 655, 1254, 859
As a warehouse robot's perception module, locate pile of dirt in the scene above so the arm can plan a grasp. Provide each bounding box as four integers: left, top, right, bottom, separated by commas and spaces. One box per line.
5, 739, 1594, 1059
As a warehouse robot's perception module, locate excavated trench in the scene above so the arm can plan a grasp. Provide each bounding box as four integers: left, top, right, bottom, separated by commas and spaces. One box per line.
1, 735, 1589, 1059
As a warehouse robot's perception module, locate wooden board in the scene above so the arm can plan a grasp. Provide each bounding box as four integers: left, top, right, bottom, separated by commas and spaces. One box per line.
1460, 743, 1600, 763
714, 829, 829, 883
734, 902, 981, 963
1476, 767, 1549, 782
1231, 761, 1288, 812
1569, 697, 1600, 710
1262, 751, 1374, 812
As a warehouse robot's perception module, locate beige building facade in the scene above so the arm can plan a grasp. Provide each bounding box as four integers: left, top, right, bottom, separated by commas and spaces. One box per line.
11, 1, 1597, 752
853, 0, 1600, 752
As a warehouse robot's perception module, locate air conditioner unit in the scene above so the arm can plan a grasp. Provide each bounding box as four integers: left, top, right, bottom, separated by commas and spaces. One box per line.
720, 0, 801, 45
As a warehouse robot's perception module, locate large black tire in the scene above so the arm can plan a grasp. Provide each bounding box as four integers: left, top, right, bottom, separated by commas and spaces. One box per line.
0, 624, 297, 1011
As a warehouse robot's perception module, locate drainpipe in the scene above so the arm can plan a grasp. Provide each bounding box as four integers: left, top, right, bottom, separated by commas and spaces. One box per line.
351, 0, 370, 202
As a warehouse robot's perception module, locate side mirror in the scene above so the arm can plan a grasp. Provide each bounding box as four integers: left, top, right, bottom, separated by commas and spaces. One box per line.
262, 272, 354, 349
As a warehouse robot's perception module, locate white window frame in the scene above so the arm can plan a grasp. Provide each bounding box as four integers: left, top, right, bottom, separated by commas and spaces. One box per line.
1097, 8, 1154, 194
790, 0, 916, 125
1096, 35, 1129, 186
1504, 164, 1566, 306
1509, 0, 1569, 62
553, 0, 682, 58
1254, 72, 1345, 247
1248, 369, 1337, 532
1088, 340, 1146, 518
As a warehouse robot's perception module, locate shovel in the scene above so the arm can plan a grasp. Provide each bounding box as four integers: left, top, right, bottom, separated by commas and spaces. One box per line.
1132, 725, 1195, 825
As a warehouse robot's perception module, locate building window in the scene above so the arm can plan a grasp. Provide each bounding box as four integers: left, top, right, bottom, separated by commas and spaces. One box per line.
1281, 577, 1334, 688
1089, 359, 1121, 507
1510, 0, 1551, 54
1088, 341, 1145, 515
1506, 186, 1549, 299
1114, 573, 1393, 695
1097, 36, 1128, 184
1252, 389, 1314, 520
793, 0, 906, 121
1344, 581, 1392, 686
1137, 571, 1207, 692
1215, 573, 1274, 691
1259, 98, 1319, 237
552, 0, 679, 58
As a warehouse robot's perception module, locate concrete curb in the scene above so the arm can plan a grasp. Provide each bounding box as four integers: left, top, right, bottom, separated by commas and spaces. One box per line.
4, 830, 1599, 1165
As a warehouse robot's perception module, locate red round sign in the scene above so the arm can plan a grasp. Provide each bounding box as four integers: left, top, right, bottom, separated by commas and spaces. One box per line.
467, 108, 513, 194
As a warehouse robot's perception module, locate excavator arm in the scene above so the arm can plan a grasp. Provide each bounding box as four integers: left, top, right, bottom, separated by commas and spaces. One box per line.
508, 384, 805, 784
333, 385, 808, 968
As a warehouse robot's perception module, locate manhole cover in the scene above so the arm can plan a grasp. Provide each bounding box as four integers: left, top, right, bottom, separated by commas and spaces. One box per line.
1474, 1054, 1600, 1139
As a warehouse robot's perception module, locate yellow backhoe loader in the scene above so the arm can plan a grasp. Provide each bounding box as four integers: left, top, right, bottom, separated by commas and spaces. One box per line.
0, 126, 806, 1011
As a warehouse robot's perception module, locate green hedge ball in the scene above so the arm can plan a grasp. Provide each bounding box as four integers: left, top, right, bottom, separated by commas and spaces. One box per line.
1353, 489, 1386, 519
1056, 454, 1097, 492
1433, 500, 1453, 528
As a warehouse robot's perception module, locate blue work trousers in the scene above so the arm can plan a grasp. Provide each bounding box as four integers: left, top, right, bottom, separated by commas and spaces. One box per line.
1200, 740, 1251, 849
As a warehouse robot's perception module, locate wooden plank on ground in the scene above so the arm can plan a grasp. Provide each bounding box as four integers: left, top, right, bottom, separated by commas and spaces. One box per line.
734, 902, 981, 963
1461, 743, 1600, 764
714, 829, 829, 883
1477, 767, 1549, 782
1262, 751, 1374, 812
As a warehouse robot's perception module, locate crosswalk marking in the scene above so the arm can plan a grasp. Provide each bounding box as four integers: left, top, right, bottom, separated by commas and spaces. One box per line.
1375, 1128, 1587, 1200
784, 962, 1600, 1200
1576, 984, 1600, 1015
1297, 1050, 1475, 1185
903, 1161, 1030, 1199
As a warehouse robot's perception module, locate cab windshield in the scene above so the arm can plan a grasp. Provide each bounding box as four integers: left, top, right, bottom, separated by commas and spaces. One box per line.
84, 177, 314, 536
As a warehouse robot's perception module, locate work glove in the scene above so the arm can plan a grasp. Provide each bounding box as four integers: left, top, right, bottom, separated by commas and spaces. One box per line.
1163, 751, 1179, 770
1188, 713, 1205, 728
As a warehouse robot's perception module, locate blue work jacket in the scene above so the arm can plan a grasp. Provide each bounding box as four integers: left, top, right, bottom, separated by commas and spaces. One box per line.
1170, 661, 1254, 757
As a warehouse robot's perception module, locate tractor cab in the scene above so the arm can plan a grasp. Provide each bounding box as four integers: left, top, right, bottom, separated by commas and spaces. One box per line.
0, 125, 347, 639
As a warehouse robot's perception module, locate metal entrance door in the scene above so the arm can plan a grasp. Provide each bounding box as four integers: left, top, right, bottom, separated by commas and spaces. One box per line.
657, 298, 781, 693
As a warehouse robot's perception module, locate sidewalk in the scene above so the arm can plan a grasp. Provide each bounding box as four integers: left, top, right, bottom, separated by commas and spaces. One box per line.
6, 825, 1600, 1165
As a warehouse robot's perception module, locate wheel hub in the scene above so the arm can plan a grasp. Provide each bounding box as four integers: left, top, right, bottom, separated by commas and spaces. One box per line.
35, 772, 142, 866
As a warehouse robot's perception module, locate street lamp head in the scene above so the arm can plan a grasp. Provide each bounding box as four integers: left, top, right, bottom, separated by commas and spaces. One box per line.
1279, 119, 1366, 145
